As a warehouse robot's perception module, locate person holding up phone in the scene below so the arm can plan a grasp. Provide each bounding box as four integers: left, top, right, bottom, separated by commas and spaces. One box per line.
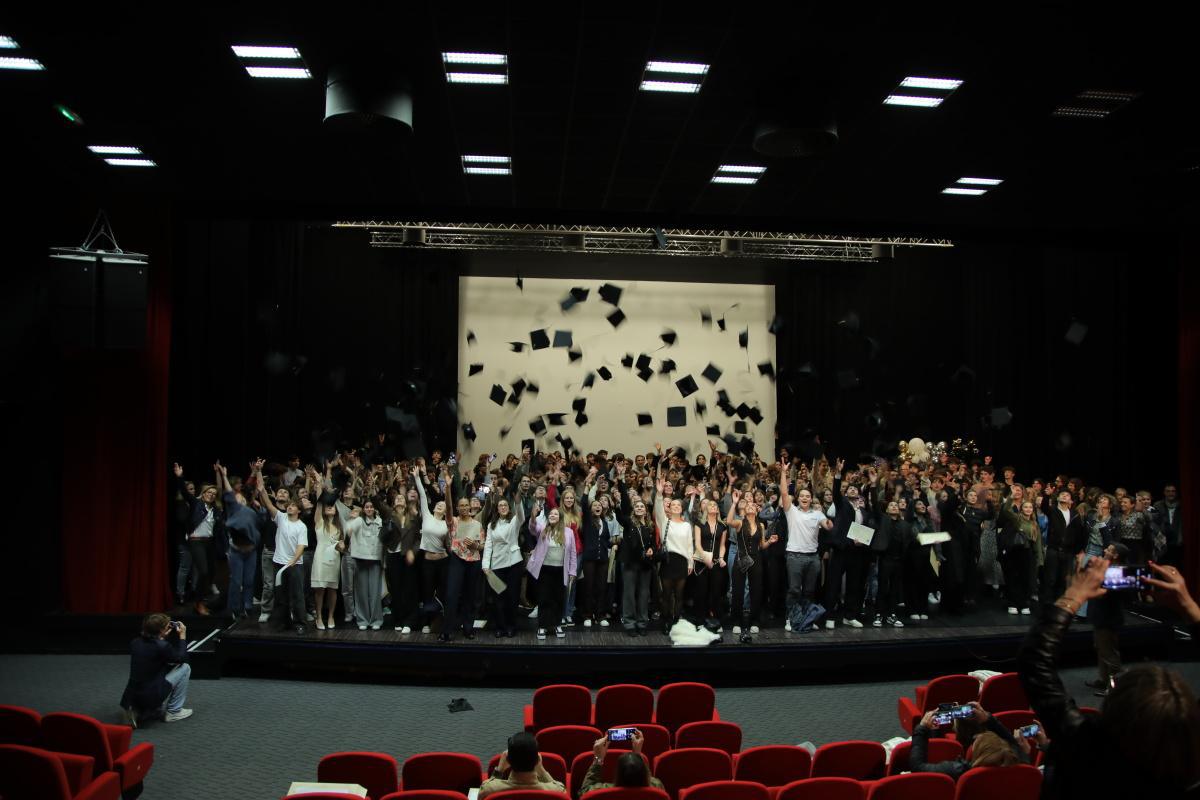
911, 702, 1028, 779
577, 730, 666, 797
120, 613, 192, 726
1085, 542, 1132, 696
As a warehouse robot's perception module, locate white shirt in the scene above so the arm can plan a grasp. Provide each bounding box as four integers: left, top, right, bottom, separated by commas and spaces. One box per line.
1059, 507, 1071, 527
273, 511, 308, 565
191, 505, 215, 539
785, 506, 826, 553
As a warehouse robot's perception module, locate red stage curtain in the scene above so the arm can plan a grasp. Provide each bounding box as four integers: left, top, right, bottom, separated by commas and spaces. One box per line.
60, 254, 172, 613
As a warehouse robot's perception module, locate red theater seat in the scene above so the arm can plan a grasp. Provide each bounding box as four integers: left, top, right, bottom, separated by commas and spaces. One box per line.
379, 792, 469, 800
653, 683, 718, 735
868, 772, 955, 800
733, 745, 812, 788
488, 752, 568, 787
537, 725, 604, 766
582, 789, 670, 800
282, 794, 365, 800
40, 712, 154, 796
487, 791, 571, 800
678, 780, 771, 800
990, 711, 1035, 731
0, 704, 43, 747
400, 752, 483, 796
897, 676, 980, 734
776, 777, 865, 800
594, 685, 655, 732
570, 750, 648, 798
886, 739, 962, 776
652, 748, 733, 800
525, 685, 594, 733
0, 744, 120, 800
318, 751, 399, 800
601, 723, 670, 762
977, 674, 1028, 714
811, 741, 887, 781
674, 721, 742, 753
953, 765, 1041, 800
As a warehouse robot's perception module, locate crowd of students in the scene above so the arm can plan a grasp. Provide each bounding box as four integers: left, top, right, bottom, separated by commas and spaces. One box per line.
169, 438, 1184, 641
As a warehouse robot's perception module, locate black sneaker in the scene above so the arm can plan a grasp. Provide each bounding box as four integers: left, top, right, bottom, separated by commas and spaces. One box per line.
555, 627, 566, 638
536, 628, 547, 640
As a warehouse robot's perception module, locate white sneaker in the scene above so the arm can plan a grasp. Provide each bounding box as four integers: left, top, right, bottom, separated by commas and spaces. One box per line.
825, 620, 836, 630
599, 619, 610, 627
890, 617, 905, 628
358, 625, 368, 631
164, 708, 193, 723
306, 612, 315, 622
400, 626, 412, 634
421, 626, 432, 634
911, 614, 921, 621
555, 626, 566, 638
1020, 608, 1031, 615
872, 617, 883, 627
928, 593, 939, 605
584, 619, 592, 628
537, 628, 547, 640
732, 625, 742, 634
750, 626, 759, 634
920, 614, 929, 620
528, 607, 539, 618
258, 612, 269, 623
1008, 607, 1019, 615
843, 618, 863, 628
785, 620, 792, 632
370, 623, 382, 630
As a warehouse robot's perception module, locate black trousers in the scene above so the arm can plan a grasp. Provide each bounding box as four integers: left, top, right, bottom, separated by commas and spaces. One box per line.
731, 561, 763, 624
538, 566, 565, 630
444, 556, 482, 635
418, 555, 449, 627
904, 546, 933, 615
876, 557, 904, 620
386, 550, 421, 628
690, 564, 723, 622
269, 561, 305, 628
824, 546, 869, 620
490, 563, 523, 634
764, 549, 787, 618
580, 560, 608, 621
1040, 547, 1073, 609
187, 539, 213, 600
1001, 546, 1034, 609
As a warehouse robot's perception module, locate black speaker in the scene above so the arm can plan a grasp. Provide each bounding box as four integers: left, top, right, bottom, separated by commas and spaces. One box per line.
49, 256, 147, 349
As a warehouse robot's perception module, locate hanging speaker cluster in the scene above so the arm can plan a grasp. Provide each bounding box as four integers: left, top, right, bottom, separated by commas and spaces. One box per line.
323, 56, 413, 135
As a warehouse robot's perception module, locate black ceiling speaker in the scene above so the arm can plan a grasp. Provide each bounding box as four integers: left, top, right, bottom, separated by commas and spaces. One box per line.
324, 57, 413, 134
753, 115, 838, 157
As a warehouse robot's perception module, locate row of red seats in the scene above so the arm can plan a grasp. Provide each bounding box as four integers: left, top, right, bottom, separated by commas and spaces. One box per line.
525, 683, 718, 735
289, 739, 1006, 800
0, 704, 154, 800
897, 673, 1029, 734
286, 766, 1042, 800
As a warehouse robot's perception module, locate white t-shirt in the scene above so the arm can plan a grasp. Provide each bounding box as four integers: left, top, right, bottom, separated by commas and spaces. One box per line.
785, 506, 826, 553
273, 511, 308, 565
191, 506, 215, 539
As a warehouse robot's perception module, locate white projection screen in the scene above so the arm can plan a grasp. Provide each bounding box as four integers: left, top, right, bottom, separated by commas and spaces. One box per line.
457, 275, 776, 459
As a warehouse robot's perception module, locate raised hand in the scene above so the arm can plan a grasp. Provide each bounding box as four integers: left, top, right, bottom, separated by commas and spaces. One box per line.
835, 458, 845, 474
172, 463, 184, 478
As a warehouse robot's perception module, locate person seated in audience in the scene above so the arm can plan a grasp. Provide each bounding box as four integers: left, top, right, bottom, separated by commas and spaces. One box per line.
479, 731, 567, 799
120, 612, 192, 726
910, 703, 1031, 778
1018, 559, 1200, 799
578, 730, 667, 797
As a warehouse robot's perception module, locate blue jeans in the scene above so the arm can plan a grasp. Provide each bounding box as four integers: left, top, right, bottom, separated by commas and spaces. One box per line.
786, 552, 821, 615
564, 578, 577, 622
163, 663, 190, 713
175, 544, 199, 597
227, 548, 256, 615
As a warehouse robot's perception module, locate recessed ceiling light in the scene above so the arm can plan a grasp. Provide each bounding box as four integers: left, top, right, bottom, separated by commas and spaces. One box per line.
0, 56, 45, 71
244, 66, 311, 79
957, 177, 1003, 185
447, 72, 508, 85
640, 80, 702, 94
645, 61, 709, 75
464, 166, 512, 175
462, 155, 511, 164
942, 187, 986, 195
0, 35, 18, 49
104, 158, 157, 167
232, 45, 302, 59
88, 145, 143, 155
443, 52, 507, 65
883, 95, 944, 108
1051, 88, 1140, 119
711, 176, 758, 185
900, 77, 963, 91
717, 165, 767, 174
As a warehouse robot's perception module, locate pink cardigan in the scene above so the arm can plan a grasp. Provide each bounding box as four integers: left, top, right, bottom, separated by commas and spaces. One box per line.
525, 516, 578, 584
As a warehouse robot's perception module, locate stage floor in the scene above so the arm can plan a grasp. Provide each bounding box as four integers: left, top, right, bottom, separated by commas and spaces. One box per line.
209, 600, 1174, 683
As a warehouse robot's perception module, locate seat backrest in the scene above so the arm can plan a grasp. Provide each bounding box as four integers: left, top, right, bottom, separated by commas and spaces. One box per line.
0, 743, 73, 800
594, 685, 655, 732
921, 676, 981, 711
533, 685, 594, 730
887, 739, 962, 776
319, 751, 400, 800
583, 788, 670, 800
604, 724, 670, 762
654, 683, 716, 734
378, 791, 469, 800
570, 749, 648, 797
537, 725, 603, 766
652, 748, 733, 800
487, 791, 571, 800
868, 772, 955, 800
953, 765, 1041, 800
674, 721, 742, 753
733, 745, 812, 786
776, 777, 865, 800
977, 673, 1028, 714
678, 780, 771, 800
991, 711, 1036, 732
401, 752, 482, 796
283, 794, 368, 800
40, 712, 115, 772
489, 752, 568, 786
811, 741, 887, 781
0, 704, 42, 747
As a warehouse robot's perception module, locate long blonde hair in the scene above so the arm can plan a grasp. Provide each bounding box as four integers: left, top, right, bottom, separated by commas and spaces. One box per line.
545, 513, 566, 546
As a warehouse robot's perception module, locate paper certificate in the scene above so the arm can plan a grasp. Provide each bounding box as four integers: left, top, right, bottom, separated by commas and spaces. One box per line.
847, 522, 875, 546
485, 569, 507, 594
917, 532, 952, 546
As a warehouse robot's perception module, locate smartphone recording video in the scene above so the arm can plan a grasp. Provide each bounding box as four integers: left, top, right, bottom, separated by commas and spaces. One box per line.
1101, 565, 1149, 591
932, 704, 973, 727
1018, 723, 1040, 738
607, 726, 636, 743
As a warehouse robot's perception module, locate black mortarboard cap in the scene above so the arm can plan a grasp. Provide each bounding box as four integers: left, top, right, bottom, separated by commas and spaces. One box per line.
734, 421, 747, 434
700, 307, 712, 327
748, 407, 764, 425
547, 413, 567, 426
637, 413, 653, 427
695, 399, 707, 417
461, 422, 477, 442
1065, 321, 1088, 345
526, 382, 540, 395
511, 378, 527, 397
560, 436, 575, 452
469, 363, 484, 376
717, 316, 727, 332
736, 402, 751, 419
489, 384, 507, 406
675, 374, 699, 398
637, 367, 654, 382
718, 389, 730, 404
570, 287, 589, 302
467, 330, 477, 345
607, 309, 626, 328
568, 347, 583, 363
722, 432, 740, 452
768, 314, 784, 334
575, 412, 589, 426
636, 354, 651, 371
738, 329, 748, 348
739, 436, 756, 457
598, 366, 613, 381
706, 424, 721, 436
553, 330, 573, 348
583, 371, 596, 389
500, 425, 512, 439
660, 359, 677, 374
572, 397, 587, 411
509, 341, 527, 352
702, 363, 722, 383
757, 361, 775, 379
621, 353, 634, 369
516, 275, 524, 291
560, 294, 579, 312
530, 329, 550, 350
661, 329, 677, 346
529, 417, 547, 435
599, 283, 623, 305
667, 406, 686, 427
719, 400, 736, 418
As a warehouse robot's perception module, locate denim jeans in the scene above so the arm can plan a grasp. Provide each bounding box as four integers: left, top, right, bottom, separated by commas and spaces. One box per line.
163, 663, 190, 713
259, 548, 276, 612
227, 547, 256, 615
786, 552, 821, 615
175, 544, 199, 597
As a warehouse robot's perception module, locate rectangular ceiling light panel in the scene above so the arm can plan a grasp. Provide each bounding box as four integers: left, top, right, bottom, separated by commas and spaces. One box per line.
462, 155, 511, 164
641, 59, 709, 93
885, 76, 962, 108
232, 45, 302, 59
711, 176, 758, 184
443, 52, 507, 65
0, 56, 45, 70
645, 60, 710, 75
447, 71, 508, 84
105, 158, 157, 167
89, 145, 144, 155
900, 77, 963, 90
942, 187, 986, 195
883, 94, 943, 107
0, 35, 18, 48
956, 177, 1003, 185
464, 166, 512, 175
640, 80, 701, 93
245, 66, 311, 79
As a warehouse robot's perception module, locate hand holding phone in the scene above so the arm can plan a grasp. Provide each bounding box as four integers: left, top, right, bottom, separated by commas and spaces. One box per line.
1017, 723, 1040, 738
1102, 565, 1150, 590
607, 726, 637, 743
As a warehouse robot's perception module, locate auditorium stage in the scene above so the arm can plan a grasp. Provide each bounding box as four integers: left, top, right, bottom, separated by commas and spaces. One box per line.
203, 601, 1178, 684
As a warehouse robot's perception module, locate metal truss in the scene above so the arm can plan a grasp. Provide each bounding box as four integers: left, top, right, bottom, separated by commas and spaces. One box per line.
335, 221, 953, 262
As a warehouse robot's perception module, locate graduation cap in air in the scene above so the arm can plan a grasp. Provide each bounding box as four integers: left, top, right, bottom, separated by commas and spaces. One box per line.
718, 399, 737, 418
667, 406, 686, 427
599, 283, 623, 305
511, 378, 528, 398
718, 389, 731, 404
748, 407, 764, 425
695, 399, 707, 417
509, 341, 527, 352
621, 353, 634, 369
499, 425, 512, 439
734, 421, 747, 434
559, 435, 576, 452
738, 329, 749, 348
757, 361, 775, 380
469, 363, 484, 376
702, 363, 723, 383
553, 330, 573, 348
700, 307, 713, 327
736, 402, 751, 419
637, 367, 654, 382
768, 313, 784, 334
717, 316, 727, 332
571, 287, 589, 302
529, 417, 547, 435
572, 397, 587, 412
575, 411, 589, 426
530, 329, 550, 350
1065, 320, 1088, 345
489, 385, 507, 406
675, 374, 699, 398
568, 347, 583, 363
636, 354, 651, 371
461, 422, 477, 442
637, 413, 653, 427
598, 366, 613, 381
560, 294, 579, 312
660, 359, 677, 374
526, 382, 540, 396
547, 413, 568, 427
582, 371, 596, 389
467, 330, 477, 345
706, 424, 721, 436
661, 329, 677, 346
607, 309, 626, 328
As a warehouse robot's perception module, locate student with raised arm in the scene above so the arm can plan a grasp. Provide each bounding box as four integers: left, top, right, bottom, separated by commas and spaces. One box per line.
655, 472, 694, 634
692, 497, 728, 630
526, 502, 577, 639
214, 462, 260, 622
253, 459, 308, 635
779, 455, 833, 631
413, 465, 451, 635
481, 485, 527, 638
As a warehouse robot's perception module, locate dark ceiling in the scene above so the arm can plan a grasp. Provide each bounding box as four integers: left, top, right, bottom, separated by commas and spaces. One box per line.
4, 5, 1198, 237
